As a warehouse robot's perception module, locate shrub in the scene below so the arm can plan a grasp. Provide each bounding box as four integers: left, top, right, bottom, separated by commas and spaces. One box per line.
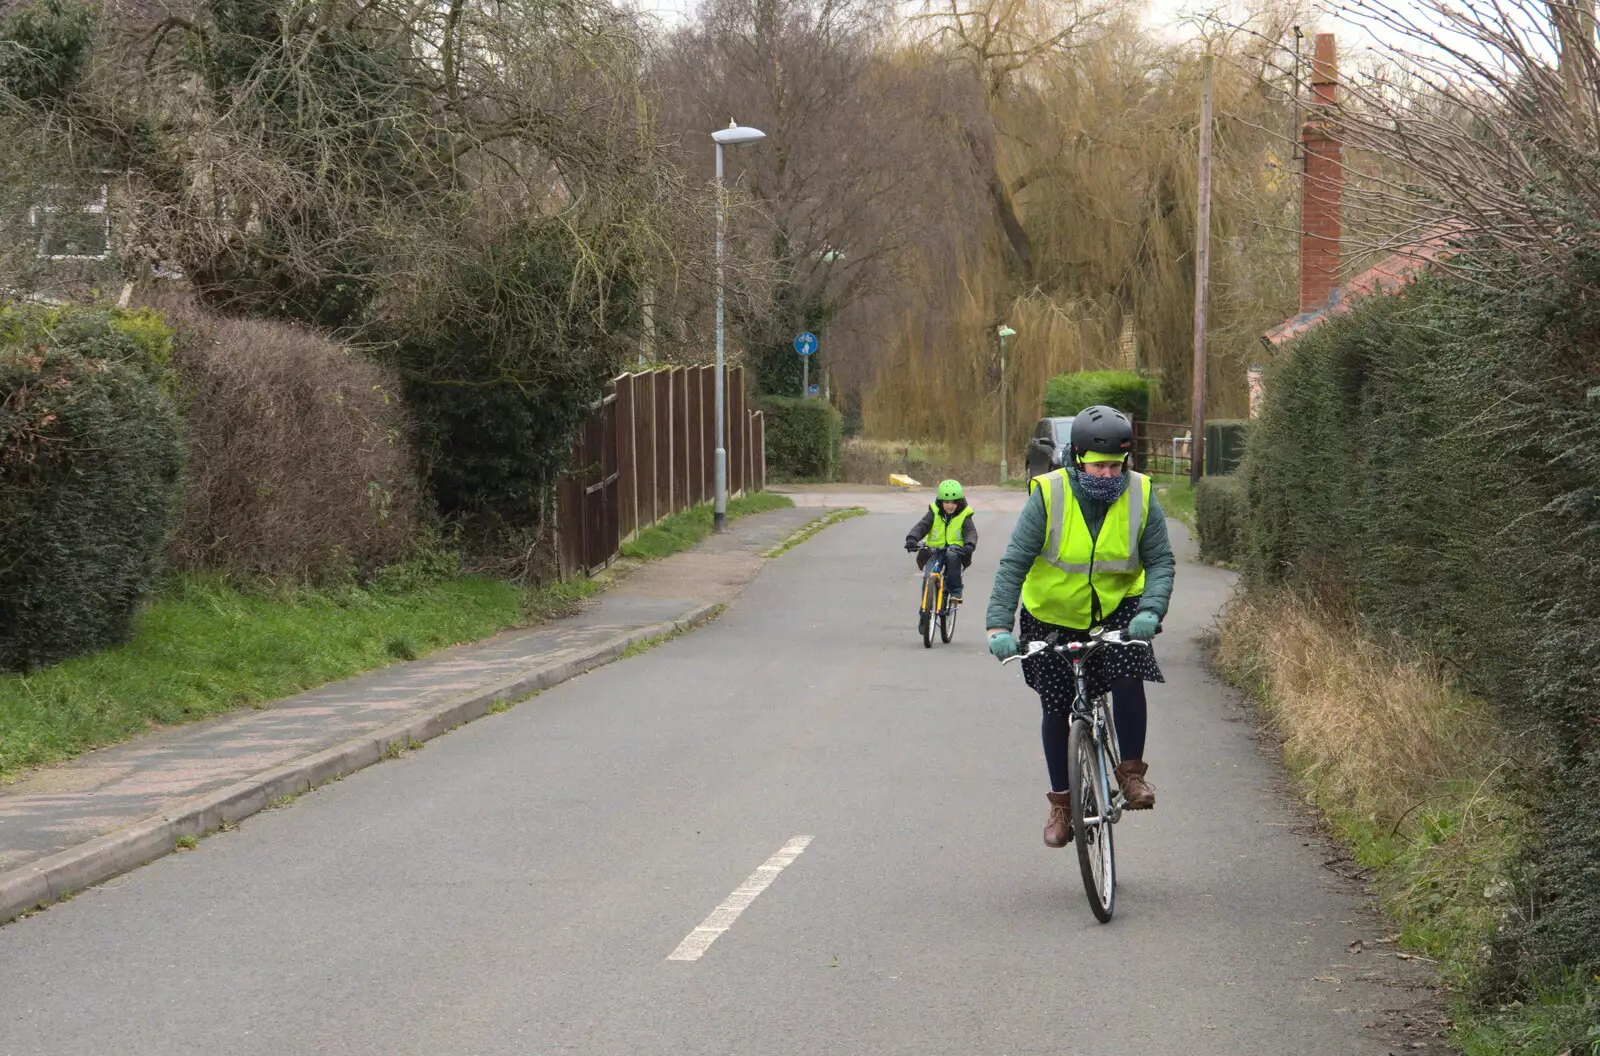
0, 0, 94, 104
0, 305, 184, 671
1041, 369, 1150, 421
389, 225, 637, 548
1194, 473, 1246, 563
760, 396, 842, 480
1242, 261, 1600, 988
140, 293, 424, 581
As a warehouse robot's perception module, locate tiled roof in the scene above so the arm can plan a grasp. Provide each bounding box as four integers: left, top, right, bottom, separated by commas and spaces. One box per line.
1263, 232, 1455, 346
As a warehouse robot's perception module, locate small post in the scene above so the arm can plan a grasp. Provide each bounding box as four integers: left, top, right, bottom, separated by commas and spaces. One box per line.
802, 354, 809, 399
1190, 54, 1215, 487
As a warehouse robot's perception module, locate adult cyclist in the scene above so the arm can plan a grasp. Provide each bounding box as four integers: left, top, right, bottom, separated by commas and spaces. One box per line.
983, 406, 1175, 847
904, 479, 978, 602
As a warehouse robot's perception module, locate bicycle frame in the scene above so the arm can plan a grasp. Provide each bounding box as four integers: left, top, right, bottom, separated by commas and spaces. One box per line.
919, 546, 959, 617
1004, 630, 1149, 822
1000, 627, 1149, 922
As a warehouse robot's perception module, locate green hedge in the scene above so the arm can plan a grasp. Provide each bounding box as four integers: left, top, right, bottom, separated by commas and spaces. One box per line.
1194, 473, 1246, 563
1243, 265, 1600, 992
1041, 370, 1150, 421
760, 396, 841, 481
1, 305, 185, 671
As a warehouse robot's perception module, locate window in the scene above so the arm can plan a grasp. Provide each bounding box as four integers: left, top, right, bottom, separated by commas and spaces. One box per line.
30, 185, 110, 261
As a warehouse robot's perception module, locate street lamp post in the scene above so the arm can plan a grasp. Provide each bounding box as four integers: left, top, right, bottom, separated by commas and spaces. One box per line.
711, 121, 767, 533
997, 325, 1016, 483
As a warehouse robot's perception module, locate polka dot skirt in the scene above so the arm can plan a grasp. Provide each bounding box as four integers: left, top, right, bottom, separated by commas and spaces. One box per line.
1019, 597, 1164, 715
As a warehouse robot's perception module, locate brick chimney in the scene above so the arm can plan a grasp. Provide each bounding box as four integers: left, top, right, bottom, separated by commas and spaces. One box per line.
1300, 33, 1342, 315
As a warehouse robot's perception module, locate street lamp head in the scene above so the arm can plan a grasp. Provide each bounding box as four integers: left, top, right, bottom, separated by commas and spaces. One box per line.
712, 122, 767, 146
997, 326, 1017, 338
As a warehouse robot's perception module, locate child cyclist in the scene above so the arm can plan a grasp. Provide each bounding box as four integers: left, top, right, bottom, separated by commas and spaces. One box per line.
904, 480, 978, 601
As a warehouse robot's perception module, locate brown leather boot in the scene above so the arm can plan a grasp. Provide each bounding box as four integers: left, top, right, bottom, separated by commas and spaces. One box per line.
1114, 760, 1156, 810
1044, 791, 1073, 847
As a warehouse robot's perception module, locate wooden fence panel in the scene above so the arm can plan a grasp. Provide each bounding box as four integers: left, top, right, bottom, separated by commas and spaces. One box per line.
730, 367, 746, 497
655, 370, 673, 517
555, 366, 768, 579
672, 367, 690, 513
697, 365, 714, 505
686, 366, 703, 505
614, 374, 637, 540
635, 371, 657, 527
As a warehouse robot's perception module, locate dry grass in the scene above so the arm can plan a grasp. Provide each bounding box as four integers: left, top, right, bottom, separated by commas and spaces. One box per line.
1212, 588, 1524, 992
838, 437, 998, 486
1214, 590, 1496, 823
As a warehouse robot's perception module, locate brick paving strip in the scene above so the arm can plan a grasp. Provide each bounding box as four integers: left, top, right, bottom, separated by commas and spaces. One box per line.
0, 504, 837, 926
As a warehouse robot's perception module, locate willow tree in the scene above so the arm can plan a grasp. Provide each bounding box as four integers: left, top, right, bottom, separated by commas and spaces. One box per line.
859, 0, 1302, 456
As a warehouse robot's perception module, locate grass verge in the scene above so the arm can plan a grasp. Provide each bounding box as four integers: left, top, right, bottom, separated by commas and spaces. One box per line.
620, 493, 795, 561
1212, 589, 1599, 1056
0, 571, 593, 781
1151, 473, 1196, 530
762, 507, 867, 557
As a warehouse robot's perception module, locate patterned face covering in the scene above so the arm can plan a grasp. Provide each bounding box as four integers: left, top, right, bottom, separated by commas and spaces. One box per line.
1076, 467, 1129, 503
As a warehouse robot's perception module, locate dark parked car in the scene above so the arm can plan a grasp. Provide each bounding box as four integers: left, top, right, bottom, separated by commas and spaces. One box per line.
1024, 416, 1075, 480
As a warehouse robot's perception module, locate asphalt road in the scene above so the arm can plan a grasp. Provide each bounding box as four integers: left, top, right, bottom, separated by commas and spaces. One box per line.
0, 507, 1426, 1055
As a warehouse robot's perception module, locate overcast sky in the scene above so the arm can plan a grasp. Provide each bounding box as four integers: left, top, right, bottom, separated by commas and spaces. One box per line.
632, 0, 1390, 51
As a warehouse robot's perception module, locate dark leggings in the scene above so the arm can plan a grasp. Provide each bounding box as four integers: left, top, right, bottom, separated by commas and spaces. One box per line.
918, 549, 964, 594
1042, 678, 1147, 792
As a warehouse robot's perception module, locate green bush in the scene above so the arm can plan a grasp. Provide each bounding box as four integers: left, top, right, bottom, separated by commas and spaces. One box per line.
390, 225, 637, 546
1041, 370, 1150, 421
0, 0, 94, 104
0, 305, 185, 671
760, 396, 842, 481
1242, 261, 1600, 992
1194, 473, 1246, 563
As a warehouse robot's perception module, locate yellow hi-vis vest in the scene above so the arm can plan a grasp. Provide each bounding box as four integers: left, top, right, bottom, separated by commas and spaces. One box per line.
924, 503, 973, 547
1020, 470, 1150, 629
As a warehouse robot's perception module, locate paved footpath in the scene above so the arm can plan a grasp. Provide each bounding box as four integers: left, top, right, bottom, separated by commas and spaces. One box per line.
0, 505, 823, 919
0, 487, 1444, 1055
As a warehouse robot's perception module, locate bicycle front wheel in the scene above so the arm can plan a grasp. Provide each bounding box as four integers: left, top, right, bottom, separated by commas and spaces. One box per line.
920, 576, 936, 648
1068, 718, 1116, 922
939, 597, 956, 643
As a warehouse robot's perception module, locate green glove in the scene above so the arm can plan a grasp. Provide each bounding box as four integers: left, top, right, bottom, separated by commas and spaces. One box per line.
987, 631, 1018, 660
1127, 612, 1161, 641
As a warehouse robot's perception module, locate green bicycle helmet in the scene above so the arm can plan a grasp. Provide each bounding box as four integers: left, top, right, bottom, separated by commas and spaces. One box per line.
936, 479, 965, 502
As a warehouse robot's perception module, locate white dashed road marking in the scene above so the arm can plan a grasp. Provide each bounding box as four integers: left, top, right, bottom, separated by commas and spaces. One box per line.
667, 836, 813, 962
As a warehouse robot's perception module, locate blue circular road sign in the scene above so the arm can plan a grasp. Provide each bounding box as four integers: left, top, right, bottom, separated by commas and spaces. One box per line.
794, 332, 818, 356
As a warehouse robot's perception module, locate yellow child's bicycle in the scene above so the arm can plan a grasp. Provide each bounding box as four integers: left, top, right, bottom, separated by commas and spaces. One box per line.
915, 544, 961, 649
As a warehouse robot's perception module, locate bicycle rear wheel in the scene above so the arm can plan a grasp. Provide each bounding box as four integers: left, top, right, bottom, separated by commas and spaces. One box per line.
1068, 719, 1116, 922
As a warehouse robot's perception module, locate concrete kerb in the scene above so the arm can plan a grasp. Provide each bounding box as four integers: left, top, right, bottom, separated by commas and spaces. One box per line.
0, 601, 725, 928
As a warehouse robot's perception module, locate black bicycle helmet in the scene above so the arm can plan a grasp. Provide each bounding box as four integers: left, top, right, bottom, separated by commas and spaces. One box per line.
1069, 405, 1134, 461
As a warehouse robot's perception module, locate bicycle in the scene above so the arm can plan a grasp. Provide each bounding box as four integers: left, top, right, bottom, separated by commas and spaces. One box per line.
1001, 628, 1152, 922
912, 544, 962, 649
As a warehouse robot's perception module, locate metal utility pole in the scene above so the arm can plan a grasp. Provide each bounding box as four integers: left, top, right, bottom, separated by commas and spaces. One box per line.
710, 121, 766, 532
997, 325, 1016, 483
1190, 54, 1215, 487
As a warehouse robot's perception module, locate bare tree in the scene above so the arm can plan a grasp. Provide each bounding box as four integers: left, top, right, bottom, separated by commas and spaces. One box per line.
1274, 0, 1600, 292
652, 0, 960, 393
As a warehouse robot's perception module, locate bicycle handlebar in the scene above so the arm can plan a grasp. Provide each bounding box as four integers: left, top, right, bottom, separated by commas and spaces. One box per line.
998, 628, 1151, 666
